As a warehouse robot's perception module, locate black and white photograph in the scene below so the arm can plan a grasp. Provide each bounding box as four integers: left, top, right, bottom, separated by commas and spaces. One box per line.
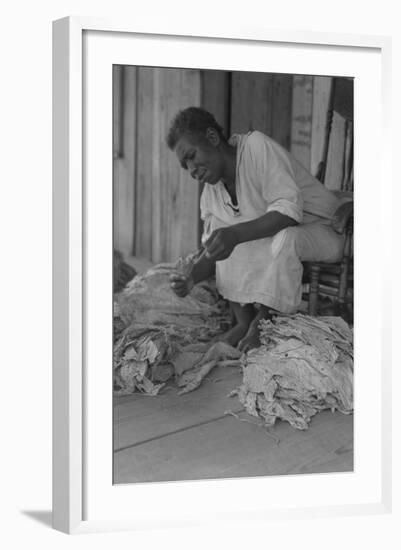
112, 67, 354, 484
1, 0, 398, 542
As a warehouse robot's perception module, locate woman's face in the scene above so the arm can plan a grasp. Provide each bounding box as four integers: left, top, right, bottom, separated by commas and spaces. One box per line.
174, 131, 224, 185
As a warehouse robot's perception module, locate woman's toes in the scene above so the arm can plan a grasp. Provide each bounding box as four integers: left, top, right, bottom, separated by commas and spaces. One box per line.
237, 327, 261, 352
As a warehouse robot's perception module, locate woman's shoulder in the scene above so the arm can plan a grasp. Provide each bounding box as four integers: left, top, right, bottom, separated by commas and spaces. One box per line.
245, 130, 274, 147
241, 130, 279, 159
238, 131, 281, 170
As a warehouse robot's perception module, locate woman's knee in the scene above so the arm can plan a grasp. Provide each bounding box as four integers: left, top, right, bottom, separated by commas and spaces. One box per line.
271, 227, 298, 258
295, 224, 345, 262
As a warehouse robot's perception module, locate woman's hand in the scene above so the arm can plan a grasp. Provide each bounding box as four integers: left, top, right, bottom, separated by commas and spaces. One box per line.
169, 272, 195, 297
204, 227, 239, 261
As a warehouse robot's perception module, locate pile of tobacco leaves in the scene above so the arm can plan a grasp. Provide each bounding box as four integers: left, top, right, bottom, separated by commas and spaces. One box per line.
113, 255, 234, 396
233, 314, 353, 429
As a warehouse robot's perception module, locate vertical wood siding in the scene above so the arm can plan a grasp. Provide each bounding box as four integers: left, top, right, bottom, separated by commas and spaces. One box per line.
271, 74, 293, 150
230, 72, 274, 135
113, 66, 137, 257
325, 111, 347, 191
130, 67, 201, 263
290, 75, 314, 170
310, 77, 332, 178
135, 67, 154, 258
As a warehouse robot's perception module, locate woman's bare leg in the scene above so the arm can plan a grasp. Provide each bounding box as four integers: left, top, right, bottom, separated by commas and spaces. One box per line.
218, 301, 256, 347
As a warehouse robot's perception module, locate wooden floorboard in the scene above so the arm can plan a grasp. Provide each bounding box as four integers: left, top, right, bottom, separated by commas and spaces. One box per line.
114, 366, 243, 450
114, 376, 353, 484
114, 411, 353, 484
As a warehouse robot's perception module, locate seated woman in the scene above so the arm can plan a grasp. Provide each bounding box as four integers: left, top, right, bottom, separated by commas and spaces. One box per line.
167, 107, 344, 352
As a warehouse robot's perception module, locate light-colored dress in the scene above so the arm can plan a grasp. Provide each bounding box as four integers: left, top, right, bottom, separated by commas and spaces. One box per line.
200, 131, 344, 313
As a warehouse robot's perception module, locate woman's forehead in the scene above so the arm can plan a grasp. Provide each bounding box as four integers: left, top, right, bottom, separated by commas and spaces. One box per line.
175, 132, 203, 151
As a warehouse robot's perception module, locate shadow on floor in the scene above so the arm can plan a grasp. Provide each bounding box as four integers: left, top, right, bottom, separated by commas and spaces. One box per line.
21, 510, 52, 528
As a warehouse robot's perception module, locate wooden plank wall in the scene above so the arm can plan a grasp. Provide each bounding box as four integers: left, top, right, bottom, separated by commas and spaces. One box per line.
230, 72, 293, 150
271, 74, 293, 150
230, 72, 274, 135
201, 71, 230, 134
310, 76, 332, 178
325, 112, 347, 191
290, 75, 314, 170
135, 67, 154, 259
131, 67, 201, 263
113, 66, 137, 257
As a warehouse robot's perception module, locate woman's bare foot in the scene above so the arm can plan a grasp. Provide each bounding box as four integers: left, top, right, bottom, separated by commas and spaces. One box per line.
238, 306, 273, 353
213, 302, 256, 348
237, 320, 262, 352
217, 323, 251, 347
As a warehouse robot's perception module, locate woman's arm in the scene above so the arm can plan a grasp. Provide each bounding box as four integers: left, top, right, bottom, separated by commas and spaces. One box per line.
204, 211, 298, 261
190, 252, 216, 284
170, 252, 215, 297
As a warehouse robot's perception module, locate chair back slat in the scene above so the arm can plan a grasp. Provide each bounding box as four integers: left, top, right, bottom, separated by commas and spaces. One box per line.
316, 77, 354, 188
332, 78, 354, 121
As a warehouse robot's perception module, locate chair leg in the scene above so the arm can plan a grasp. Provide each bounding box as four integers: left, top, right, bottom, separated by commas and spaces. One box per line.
338, 258, 350, 306
308, 265, 321, 316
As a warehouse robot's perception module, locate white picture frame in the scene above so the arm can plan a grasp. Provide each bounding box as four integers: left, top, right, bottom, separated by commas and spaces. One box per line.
52, 16, 392, 534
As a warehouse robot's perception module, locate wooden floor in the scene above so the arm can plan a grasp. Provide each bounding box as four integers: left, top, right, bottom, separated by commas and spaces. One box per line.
113, 365, 353, 484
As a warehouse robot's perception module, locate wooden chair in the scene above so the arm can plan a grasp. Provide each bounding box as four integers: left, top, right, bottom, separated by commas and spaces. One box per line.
305, 197, 353, 321
304, 77, 354, 323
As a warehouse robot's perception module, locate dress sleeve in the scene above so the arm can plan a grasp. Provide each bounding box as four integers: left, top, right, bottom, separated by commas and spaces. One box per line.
248, 132, 303, 223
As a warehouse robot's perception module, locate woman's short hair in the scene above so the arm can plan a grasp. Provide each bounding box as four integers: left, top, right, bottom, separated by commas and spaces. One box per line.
166, 107, 225, 149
